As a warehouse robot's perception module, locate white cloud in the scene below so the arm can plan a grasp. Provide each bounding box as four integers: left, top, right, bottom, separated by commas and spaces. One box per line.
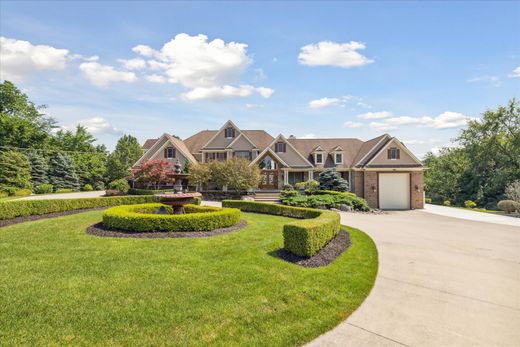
402, 139, 441, 145
357, 111, 392, 119
73, 117, 122, 135
245, 103, 263, 109
132, 33, 272, 101
367, 111, 475, 131
0, 36, 70, 81
298, 40, 374, 68
509, 66, 520, 78
118, 58, 146, 70
369, 122, 397, 131
145, 74, 167, 83
468, 75, 501, 87
79, 62, 137, 87
133, 33, 251, 88
181, 85, 273, 101
342, 121, 362, 128
254, 68, 267, 80
308, 97, 341, 109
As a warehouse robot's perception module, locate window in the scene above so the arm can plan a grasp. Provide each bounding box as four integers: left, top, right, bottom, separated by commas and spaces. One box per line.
288, 172, 304, 186
164, 147, 175, 158
234, 151, 251, 160
224, 127, 235, 138
260, 155, 277, 170
205, 152, 227, 161
335, 153, 343, 164
388, 147, 400, 160
274, 142, 286, 153
315, 153, 323, 164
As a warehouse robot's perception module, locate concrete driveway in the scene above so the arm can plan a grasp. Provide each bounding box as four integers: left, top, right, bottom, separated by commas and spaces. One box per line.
18, 191, 106, 200
307, 210, 520, 346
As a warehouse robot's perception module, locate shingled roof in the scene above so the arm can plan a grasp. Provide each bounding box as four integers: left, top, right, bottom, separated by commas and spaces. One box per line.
287, 138, 364, 168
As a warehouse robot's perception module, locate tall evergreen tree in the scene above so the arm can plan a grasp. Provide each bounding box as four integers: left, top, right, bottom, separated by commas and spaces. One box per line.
0, 150, 32, 189
28, 151, 48, 187
318, 168, 349, 192
48, 152, 80, 191
107, 135, 143, 181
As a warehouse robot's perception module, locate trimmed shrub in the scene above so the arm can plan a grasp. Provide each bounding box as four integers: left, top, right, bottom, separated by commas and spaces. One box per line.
443, 200, 451, 206
102, 203, 240, 232
193, 197, 202, 205
82, 184, 93, 192
464, 200, 477, 208
282, 190, 369, 211
56, 188, 74, 194
105, 189, 125, 197
108, 179, 130, 193
425, 198, 432, 204
14, 189, 32, 197
128, 188, 172, 195
0, 186, 17, 196
295, 179, 319, 192
35, 184, 53, 194
497, 200, 520, 214
282, 184, 293, 191
222, 200, 340, 258
0, 195, 159, 220
0, 191, 8, 199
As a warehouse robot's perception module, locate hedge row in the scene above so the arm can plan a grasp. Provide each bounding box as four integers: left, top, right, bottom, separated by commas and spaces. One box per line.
222, 200, 340, 257
102, 203, 240, 232
0, 195, 160, 220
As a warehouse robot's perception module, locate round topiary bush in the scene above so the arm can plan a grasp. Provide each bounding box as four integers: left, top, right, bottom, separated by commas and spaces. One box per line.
102, 203, 241, 232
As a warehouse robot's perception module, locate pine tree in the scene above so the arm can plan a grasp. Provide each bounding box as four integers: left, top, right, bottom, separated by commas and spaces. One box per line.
48, 152, 80, 191
0, 150, 32, 189
28, 151, 48, 187
318, 168, 349, 192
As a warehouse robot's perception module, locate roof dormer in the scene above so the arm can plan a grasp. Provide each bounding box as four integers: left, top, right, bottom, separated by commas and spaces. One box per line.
329, 145, 344, 165
312, 146, 325, 165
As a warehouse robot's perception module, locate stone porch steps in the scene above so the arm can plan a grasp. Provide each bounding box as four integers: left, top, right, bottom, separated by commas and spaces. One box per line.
254, 192, 281, 203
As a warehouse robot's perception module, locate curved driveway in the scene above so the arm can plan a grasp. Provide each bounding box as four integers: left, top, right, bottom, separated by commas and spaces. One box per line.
307, 210, 520, 346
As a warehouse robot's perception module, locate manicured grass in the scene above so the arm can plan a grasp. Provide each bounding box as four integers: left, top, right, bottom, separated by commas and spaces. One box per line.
0, 211, 378, 346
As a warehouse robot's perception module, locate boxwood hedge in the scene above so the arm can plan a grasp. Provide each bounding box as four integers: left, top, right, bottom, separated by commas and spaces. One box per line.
102, 203, 240, 232
222, 200, 340, 258
0, 195, 160, 220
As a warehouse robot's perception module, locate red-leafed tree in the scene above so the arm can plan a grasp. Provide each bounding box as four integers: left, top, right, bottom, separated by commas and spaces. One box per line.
133, 160, 175, 189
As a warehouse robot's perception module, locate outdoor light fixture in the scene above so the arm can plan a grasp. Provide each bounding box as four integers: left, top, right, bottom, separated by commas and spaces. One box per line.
415, 185, 420, 192
371, 185, 376, 192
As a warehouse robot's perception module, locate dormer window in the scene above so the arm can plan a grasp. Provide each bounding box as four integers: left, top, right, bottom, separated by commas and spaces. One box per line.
275, 142, 286, 153
225, 127, 235, 138
164, 147, 176, 158
315, 153, 323, 164
388, 147, 400, 160
335, 153, 343, 164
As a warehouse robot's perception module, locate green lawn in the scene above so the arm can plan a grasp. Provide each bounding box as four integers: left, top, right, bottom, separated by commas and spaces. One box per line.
0, 211, 378, 346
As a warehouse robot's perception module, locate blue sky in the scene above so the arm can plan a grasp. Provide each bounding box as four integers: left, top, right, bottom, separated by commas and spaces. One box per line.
1, 1, 519, 157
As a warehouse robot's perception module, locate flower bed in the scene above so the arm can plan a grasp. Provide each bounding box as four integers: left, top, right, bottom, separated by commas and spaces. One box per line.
222, 200, 340, 257
102, 203, 240, 232
0, 195, 160, 220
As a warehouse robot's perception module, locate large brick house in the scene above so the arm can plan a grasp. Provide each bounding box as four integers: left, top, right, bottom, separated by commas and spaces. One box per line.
133, 120, 425, 209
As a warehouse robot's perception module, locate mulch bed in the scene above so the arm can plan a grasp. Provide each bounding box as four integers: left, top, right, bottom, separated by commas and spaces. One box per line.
0, 207, 107, 228
276, 230, 351, 268
86, 220, 248, 238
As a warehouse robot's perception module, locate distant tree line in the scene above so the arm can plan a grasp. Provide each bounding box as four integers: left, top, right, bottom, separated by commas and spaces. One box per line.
0, 80, 143, 194
424, 99, 520, 209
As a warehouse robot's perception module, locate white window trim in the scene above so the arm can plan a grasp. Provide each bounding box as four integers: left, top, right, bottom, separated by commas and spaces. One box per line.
315, 153, 323, 164
334, 152, 343, 164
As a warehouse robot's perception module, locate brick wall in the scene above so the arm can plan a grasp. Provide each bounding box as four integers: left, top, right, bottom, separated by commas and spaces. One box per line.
363, 171, 378, 209
352, 171, 364, 197
411, 171, 425, 209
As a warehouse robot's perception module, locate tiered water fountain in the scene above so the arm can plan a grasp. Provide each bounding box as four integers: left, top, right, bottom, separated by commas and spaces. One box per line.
155, 159, 201, 214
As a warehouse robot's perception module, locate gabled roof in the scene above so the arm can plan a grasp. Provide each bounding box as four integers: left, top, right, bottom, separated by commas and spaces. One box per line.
364, 137, 423, 167
287, 138, 364, 168
142, 138, 158, 150
135, 133, 197, 167
184, 129, 274, 153
353, 134, 390, 167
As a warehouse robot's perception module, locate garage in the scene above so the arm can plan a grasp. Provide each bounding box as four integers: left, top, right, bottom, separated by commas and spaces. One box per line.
379, 173, 410, 209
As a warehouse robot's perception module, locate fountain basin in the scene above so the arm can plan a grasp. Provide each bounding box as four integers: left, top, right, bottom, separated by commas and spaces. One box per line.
155, 192, 202, 214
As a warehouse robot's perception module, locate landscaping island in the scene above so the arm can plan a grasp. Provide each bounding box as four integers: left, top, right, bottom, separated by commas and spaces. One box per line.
0, 198, 378, 346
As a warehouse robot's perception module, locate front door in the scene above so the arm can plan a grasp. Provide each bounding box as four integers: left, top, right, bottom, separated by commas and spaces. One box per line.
259, 170, 278, 189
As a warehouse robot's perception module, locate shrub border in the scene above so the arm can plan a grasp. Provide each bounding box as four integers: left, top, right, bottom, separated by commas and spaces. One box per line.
0, 195, 160, 220
222, 200, 340, 258
102, 203, 241, 232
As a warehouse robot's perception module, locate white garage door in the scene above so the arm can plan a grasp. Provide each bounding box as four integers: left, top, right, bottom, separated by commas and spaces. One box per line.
379, 173, 410, 210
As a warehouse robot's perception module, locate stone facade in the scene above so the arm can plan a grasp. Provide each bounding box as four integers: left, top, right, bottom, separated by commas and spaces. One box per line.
411, 171, 425, 209
363, 171, 379, 209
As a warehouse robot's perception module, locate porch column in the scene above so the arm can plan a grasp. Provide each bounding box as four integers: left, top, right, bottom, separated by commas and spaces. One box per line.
283, 169, 289, 185
308, 170, 314, 180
